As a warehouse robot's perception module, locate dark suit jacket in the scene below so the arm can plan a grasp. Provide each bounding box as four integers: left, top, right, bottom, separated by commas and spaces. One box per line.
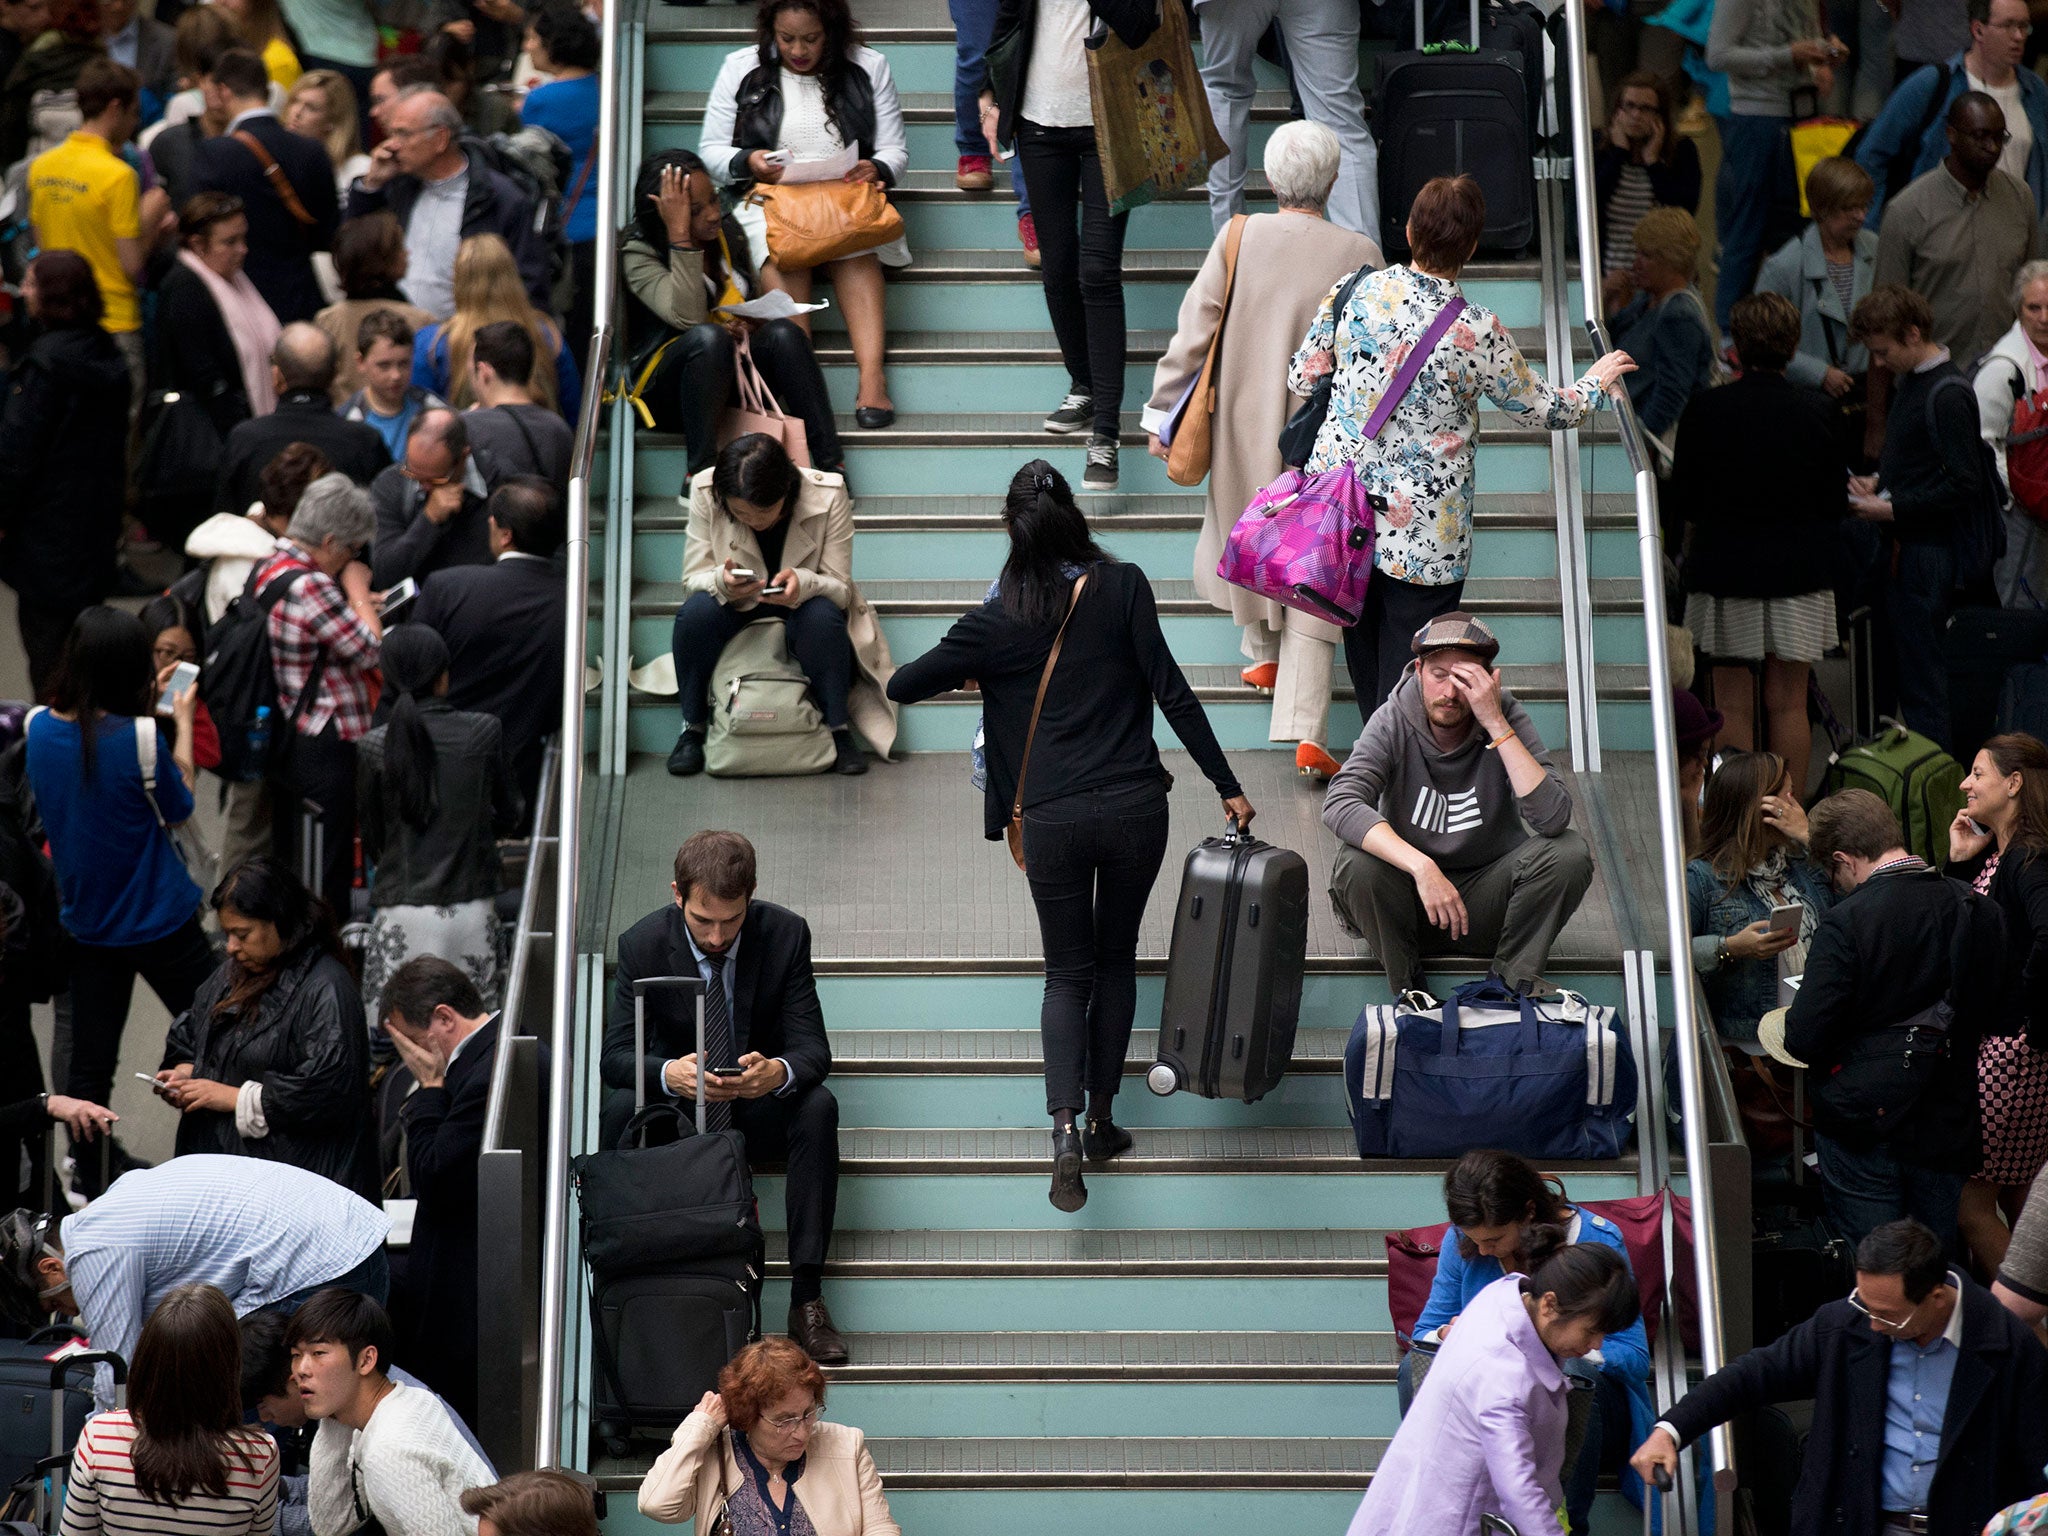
602, 900, 831, 1101
215, 389, 391, 514
190, 114, 340, 324
368, 455, 493, 587
1664, 1277, 2048, 1536
415, 552, 564, 807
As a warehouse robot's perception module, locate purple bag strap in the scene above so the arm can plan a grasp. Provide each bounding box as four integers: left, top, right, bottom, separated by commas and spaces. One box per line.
1360, 296, 1468, 441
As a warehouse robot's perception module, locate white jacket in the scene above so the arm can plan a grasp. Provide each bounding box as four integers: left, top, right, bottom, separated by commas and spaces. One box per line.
184, 511, 282, 625
1976, 319, 2040, 485
308, 1382, 492, 1536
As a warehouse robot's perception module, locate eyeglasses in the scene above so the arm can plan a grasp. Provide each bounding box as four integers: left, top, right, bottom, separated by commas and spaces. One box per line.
1845, 1287, 1921, 1333
761, 1406, 824, 1431
1987, 18, 2032, 33
1961, 126, 2015, 144
401, 465, 459, 490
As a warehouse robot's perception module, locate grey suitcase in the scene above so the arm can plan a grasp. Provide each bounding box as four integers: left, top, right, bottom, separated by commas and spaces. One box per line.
1149, 821, 1308, 1102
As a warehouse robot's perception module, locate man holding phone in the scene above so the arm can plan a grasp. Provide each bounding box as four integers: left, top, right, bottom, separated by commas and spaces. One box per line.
597, 830, 845, 1364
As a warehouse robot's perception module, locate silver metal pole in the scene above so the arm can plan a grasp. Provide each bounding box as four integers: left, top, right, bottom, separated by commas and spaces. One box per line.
1561, 0, 1605, 343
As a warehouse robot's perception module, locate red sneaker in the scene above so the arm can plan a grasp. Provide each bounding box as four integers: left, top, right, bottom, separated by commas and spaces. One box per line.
1019, 210, 1040, 268
955, 154, 994, 190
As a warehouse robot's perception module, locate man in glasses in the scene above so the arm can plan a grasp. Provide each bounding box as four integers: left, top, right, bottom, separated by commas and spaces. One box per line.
1875, 91, 2039, 367
369, 406, 496, 588
1631, 1220, 2048, 1536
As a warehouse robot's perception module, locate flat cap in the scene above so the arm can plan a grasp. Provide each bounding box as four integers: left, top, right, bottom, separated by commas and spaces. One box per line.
1409, 611, 1501, 663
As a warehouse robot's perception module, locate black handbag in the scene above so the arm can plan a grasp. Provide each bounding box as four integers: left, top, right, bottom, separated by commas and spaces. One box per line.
135, 386, 227, 535
1278, 262, 1374, 468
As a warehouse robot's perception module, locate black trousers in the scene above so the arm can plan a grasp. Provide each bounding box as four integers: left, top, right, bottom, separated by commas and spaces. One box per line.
1022, 778, 1172, 1115
18, 597, 82, 703
669, 320, 844, 477
67, 914, 216, 1106
599, 1082, 841, 1292
1342, 574, 1464, 720
672, 591, 853, 732
270, 723, 357, 918
1017, 118, 1130, 440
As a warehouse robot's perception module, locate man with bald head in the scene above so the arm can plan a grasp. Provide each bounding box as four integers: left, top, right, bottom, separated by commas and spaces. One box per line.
345, 85, 550, 316
1876, 90, 2040, 364
214, 323, 390, 515
369, 407, 500, 586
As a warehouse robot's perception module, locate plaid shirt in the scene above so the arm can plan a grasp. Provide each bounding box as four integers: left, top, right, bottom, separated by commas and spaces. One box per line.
254, 542, 381, 741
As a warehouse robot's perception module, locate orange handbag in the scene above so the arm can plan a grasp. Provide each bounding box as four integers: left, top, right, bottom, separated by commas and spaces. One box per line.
746, 180, 905, 270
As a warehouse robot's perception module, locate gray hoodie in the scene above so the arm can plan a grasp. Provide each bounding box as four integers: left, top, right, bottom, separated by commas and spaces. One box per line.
1321, 668, 1575, 873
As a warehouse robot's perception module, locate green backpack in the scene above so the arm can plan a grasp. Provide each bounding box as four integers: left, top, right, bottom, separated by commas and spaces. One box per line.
1825, 720, 1964, 866
704, 618, 836, 778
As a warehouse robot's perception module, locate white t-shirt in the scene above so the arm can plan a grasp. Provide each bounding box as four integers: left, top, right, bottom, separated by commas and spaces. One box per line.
1970, 68, 2034, 187
1021, 0, 1093, 128
777, 66, 847, 160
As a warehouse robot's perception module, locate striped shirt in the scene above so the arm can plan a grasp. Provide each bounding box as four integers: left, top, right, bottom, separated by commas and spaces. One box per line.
62, 1157, 388, 1407
59, 1412, 280, 1535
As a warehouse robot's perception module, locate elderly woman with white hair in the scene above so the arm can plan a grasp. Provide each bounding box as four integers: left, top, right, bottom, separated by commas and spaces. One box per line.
1975, 258, 2048, 605
250, 472, 384, 914
1142, 121, 1383, 778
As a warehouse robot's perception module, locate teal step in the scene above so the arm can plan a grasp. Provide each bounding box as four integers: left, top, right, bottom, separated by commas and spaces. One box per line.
810, 326, 1592, 369
758, 1274, 1392, 1334
832, 1073, 1346, 1127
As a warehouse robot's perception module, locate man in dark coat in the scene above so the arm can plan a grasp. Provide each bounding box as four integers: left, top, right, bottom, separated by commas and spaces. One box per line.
1633, 1220, 2048, 1536
600, 830, 845, 1365
368, 407, 494, 587
189, 48, 340, 324
415, 477, 565, 808
215, 323, 390, 515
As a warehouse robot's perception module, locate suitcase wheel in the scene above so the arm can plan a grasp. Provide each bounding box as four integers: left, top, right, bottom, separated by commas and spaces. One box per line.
1146, 1061, 1179, 1097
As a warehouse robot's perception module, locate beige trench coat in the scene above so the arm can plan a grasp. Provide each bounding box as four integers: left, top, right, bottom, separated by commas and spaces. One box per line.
680, 465, 899, 757
1145, 210, 1383, 643
639, 1410, 903, 1534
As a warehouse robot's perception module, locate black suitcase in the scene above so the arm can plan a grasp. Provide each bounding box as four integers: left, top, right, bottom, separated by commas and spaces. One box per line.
1374, 0, 1536, 256
1751, 1208, 1851, 1348
1149, 821, 1308, 1102
0, 1337, 126, 1532
1476, 0, 1547, 143
1945, 605, 2048, 754
2000, 660, 2048, 740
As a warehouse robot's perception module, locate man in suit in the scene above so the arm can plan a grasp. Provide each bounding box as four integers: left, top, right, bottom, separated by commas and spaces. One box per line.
97, 0, 174, 110
369, 407, 496, 587
600, 830, 847, 1364
381, 955, 524, 1430
416, 477, 566, 808
215, 324, 390, 514
1633, 1219, 2048, 1536
190, 47, 340, 323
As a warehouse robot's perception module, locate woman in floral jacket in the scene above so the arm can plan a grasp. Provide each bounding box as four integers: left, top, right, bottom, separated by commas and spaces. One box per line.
1289, 175, 1635, 714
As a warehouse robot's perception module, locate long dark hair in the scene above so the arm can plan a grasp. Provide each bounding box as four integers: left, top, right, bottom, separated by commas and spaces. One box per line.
129, 1284, 260, 1507
754, 0, 862, 141
47, 607, 155, 779
996, 460, 1112, 627
1980, 733, 2048, 856
209, 858, 341, 1020
1443, 1148, 1571, 1265
1699, 751, 1791, 890
1519, 1241, 1641, 1335
629, 148, 734, 298
379, 626, 450, 834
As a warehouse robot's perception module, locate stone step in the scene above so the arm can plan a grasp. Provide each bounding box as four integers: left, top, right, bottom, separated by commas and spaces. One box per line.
760, 1226, 1391, 1278
820, 1330, 1401, 1383
827, 1026, 1351, 1076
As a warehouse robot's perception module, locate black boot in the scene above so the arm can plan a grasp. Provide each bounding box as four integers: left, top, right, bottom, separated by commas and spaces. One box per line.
832, 728, 867, 775
667, 727, 706, 776
1049, 1124, 1087, 1212
1083, 1116, 1133, 1161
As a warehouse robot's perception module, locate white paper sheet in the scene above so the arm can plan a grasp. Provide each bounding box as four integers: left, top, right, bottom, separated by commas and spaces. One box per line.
716, 290, 832, 321
778, 144, 858, 183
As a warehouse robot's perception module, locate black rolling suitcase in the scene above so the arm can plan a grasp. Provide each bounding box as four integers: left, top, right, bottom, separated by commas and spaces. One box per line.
0, 1336, 126, 1532
572, 976, 763, 1455
1149, 821, 1308, 1102
1944, 605, 2048, 754
1374, 0, 1536, 256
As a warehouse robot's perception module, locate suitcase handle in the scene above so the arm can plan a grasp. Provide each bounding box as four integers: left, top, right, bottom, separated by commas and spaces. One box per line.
51, 1351, 125, 1391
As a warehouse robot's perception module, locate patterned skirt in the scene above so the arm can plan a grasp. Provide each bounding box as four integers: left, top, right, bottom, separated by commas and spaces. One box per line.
361, 898, 504, 1032
1684, 590, 1837, 665
1980, 1033, 2048, 1185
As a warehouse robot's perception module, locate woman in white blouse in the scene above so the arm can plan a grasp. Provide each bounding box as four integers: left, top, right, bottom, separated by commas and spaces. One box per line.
700, 0, 906, 429
1289, 174, 1635, 716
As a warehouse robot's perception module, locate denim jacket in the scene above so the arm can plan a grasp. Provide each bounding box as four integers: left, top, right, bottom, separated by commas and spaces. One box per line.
1687, 854, 1835, 1042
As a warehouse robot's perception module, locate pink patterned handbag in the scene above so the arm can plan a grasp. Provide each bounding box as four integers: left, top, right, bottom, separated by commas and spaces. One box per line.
1215, 465, 1376, 624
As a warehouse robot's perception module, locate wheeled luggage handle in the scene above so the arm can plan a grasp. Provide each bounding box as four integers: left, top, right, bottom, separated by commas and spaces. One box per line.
48, 1351, 124, 1394
632, 976, 709, 1134
1415, 0, 1487, 52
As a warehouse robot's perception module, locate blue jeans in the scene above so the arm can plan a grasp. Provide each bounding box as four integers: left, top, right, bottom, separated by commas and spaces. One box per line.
946, 0, 1031, 215
263, 1245, 392, 1316
1814, 1132, 1967, 1251
1713, 114, 1794, 333
1888, 539, 1956, 750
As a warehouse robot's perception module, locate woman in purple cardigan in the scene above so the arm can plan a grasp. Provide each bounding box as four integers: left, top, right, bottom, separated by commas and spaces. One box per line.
1346, 1241, 1641, 1536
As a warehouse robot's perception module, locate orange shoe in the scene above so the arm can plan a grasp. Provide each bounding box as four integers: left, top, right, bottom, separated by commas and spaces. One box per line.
1241, 662, 1278, 692
1296, 742, 1342, 780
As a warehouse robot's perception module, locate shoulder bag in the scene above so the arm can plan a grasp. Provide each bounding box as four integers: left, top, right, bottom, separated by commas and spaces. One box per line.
1161, 213, 1245, 488
134, 715, 218, 902
745, 180, 905, 270
232, 129, 318, 228
1084, 0, 1227, 215
715, 333, 811, 467
1006, 572, 1090, 873
1275, 263, 1383, 468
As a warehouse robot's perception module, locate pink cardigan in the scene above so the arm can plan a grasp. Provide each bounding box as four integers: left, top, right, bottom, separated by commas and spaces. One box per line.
1346, 1273, 1571, 1536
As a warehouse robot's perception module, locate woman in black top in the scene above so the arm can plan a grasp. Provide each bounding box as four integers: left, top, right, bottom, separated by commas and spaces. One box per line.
889, 460, 1253, 1212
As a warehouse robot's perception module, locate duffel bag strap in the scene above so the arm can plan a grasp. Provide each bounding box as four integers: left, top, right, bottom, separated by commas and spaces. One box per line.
1355, 1009, 1399, 1104
1582, 1007, 1622, 1109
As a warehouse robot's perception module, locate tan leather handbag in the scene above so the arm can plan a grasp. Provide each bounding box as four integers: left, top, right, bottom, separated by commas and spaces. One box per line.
746, 180, 905, 270
1165, 213, 1245, 488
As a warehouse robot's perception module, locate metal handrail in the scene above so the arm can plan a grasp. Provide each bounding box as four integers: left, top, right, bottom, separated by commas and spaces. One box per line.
481, 739, 560, 1154
1556, 8, 1736, 1518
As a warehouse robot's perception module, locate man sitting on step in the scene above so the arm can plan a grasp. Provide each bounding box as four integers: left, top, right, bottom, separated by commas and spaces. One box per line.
600, 829, 847, 1365
1322, 612, 1595, 997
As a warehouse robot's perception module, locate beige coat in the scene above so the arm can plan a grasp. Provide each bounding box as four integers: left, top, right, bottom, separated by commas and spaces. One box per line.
1145, 210, 1383, 643
681, 464, 899, 757
639, 1411, 903, 1535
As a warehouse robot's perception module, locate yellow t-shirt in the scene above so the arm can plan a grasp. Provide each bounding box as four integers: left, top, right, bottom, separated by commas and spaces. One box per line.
263, 36, 302, 89
28, 131, 141, 333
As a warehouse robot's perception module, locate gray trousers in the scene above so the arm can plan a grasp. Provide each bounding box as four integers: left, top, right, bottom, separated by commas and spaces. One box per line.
1193, 0, 1379, 240
1329, 831, 1595, 995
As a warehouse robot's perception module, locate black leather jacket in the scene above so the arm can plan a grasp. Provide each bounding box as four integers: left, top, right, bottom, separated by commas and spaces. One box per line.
727, 57, 890, 187
357, 700, 523, 908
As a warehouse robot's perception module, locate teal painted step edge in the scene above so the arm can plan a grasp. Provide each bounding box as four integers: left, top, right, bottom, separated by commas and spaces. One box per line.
755, 1275, 1396, 1335
799, 1380, 1403, 1439
831, 1073, 1349, 1128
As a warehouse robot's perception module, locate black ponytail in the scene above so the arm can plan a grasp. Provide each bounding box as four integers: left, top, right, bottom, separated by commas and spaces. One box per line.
1443, 1148, 1572, 1265
996, 460, 1113, 627
378, 626, 450, 834
1519, 1242, 1640, 1335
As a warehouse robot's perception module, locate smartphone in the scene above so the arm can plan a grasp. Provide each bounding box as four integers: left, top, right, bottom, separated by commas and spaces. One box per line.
761, 149, 793, 166
1768, 903, 1803, 934
379, 577, 418, 623
156, 660, 199, 713
761, 582, 787, 596
728, 567, 757, 582
135, 1072, 172, 1098
1967, 816, 1992, 838
707, 1064, 746, 1078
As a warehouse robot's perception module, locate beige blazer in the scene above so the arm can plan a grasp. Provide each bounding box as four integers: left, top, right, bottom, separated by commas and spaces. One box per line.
639, 1411, 903, 1536
680, 464, 899, 757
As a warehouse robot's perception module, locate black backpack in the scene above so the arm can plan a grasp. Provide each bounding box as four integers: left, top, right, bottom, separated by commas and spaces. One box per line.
199, 566, 326, 783
1927, 373, 2009, 599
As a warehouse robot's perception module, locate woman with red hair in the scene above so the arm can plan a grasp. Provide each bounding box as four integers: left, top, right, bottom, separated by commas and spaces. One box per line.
638, 1337, 900, 1534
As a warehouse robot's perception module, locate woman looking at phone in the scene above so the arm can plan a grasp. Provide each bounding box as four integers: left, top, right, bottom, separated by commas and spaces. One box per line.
1686, 750, 1833, 1049
1948, 734, 2048, 1276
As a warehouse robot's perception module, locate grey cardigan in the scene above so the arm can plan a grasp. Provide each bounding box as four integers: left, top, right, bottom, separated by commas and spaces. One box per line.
1706, 0, 1822, 116
1753, 224, 1879, 388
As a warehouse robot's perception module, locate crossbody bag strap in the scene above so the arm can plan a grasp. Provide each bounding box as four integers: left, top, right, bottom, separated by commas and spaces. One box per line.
1362, 295, 1467, 441
232, 130, 318, 228
1009, 571, 1090, 826
1198, 214, 1247, 400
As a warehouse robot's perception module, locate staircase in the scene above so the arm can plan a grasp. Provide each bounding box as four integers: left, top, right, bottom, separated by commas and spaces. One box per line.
573, 3, 1682, 1531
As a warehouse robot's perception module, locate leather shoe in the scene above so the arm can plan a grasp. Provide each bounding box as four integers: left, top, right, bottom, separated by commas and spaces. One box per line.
854, 406, 894, 430
667, 729, 706, 776
788, 1299, 850, 1365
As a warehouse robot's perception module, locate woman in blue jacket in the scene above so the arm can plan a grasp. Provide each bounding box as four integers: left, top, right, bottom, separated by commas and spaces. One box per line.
1405, 1148, 1657, 1533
